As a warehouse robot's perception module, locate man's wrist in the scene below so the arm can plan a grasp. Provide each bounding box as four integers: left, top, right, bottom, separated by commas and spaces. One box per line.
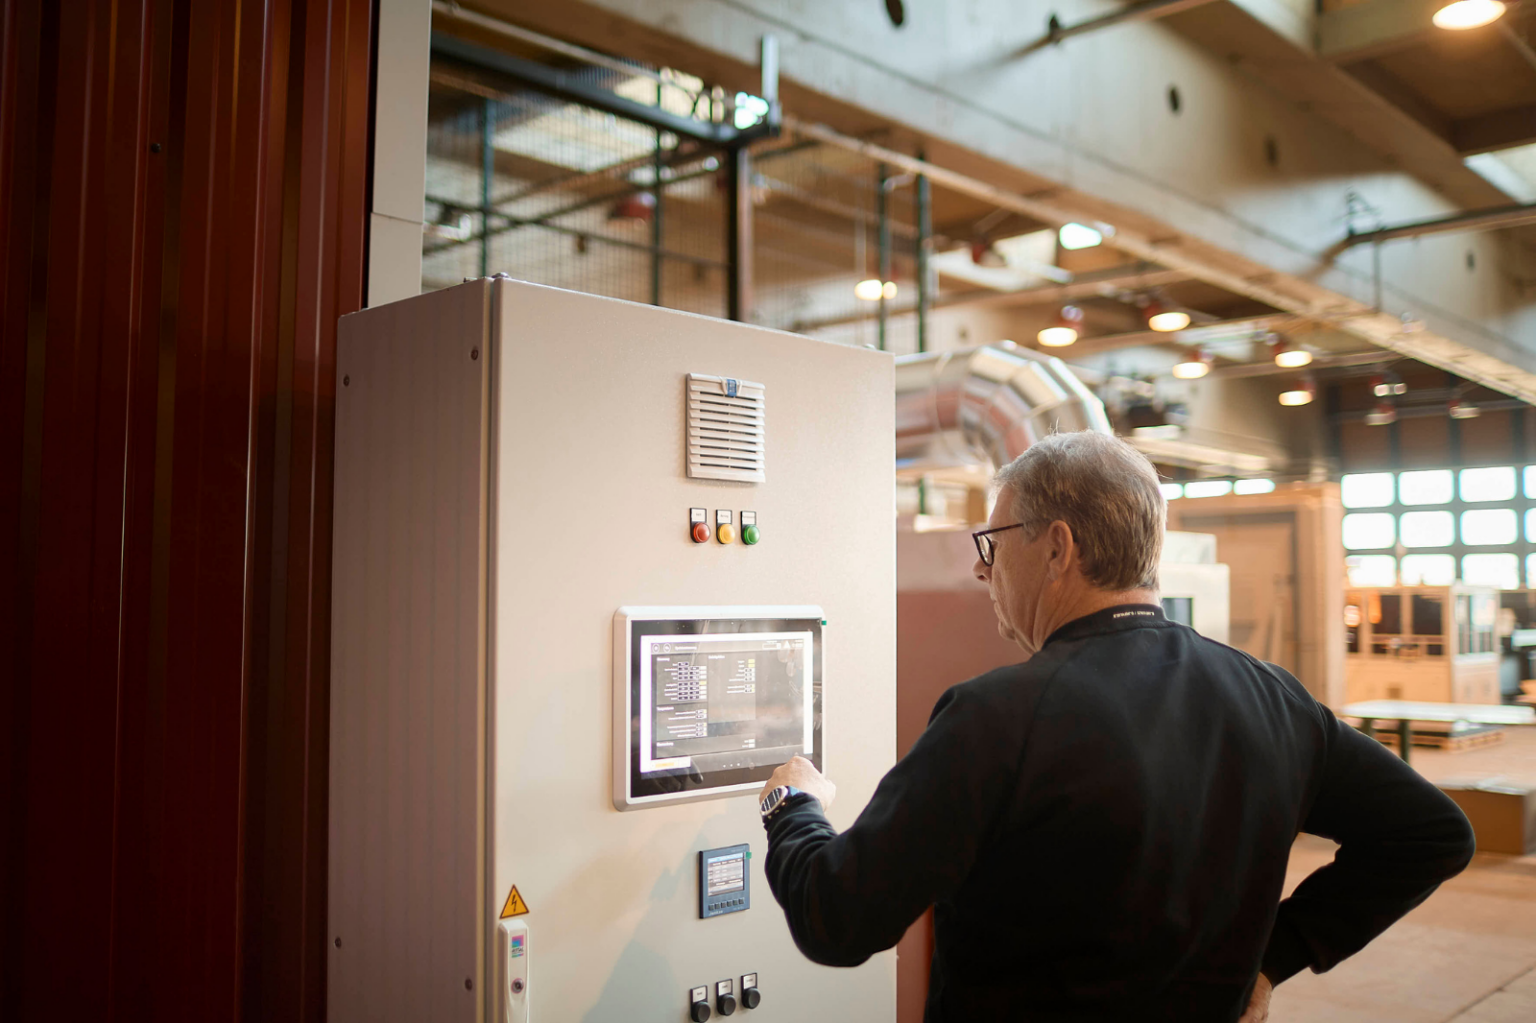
760, 784, 805, 820
760, 789, 821, 828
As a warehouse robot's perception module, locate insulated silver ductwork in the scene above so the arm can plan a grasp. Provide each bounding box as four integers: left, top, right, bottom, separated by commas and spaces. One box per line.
895, 343, 1112, 471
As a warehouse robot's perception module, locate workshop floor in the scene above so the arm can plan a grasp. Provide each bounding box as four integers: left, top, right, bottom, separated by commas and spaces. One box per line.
1271, 728, 1536, 1022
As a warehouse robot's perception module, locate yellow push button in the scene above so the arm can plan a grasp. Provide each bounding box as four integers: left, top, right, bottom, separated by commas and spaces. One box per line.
717, 523, 737, 544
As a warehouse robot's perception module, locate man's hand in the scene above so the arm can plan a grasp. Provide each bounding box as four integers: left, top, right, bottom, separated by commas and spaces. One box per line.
1238, 973, 1273, 1023
760, 755, 836, 813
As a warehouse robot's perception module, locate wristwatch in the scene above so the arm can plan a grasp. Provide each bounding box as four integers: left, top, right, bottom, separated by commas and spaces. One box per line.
760, 785, 803, 820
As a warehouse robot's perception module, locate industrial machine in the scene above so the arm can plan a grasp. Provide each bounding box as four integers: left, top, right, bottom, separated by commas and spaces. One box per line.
327, 279, 897, 1022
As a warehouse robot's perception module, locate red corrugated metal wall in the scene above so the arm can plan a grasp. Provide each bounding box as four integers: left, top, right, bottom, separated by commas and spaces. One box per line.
1, 0, 373, 1019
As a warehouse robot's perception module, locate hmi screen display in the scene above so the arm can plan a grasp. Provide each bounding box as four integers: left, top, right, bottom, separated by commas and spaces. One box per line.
641, 632, 813, 774
616, 610, 823, 806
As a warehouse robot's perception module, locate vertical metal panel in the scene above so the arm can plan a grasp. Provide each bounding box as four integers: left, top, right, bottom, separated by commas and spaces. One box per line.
0, 0, 373, 1020
328, 282, 489, 1023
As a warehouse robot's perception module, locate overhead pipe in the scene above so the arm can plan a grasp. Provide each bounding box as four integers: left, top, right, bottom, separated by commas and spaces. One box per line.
896, 343, 1112, 472
1043, 0, 1224, 46
789, 267, 1187, 334
1342, 201, 1536, 247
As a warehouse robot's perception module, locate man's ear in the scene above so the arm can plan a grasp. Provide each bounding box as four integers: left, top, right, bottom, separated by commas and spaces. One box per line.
1045, 520, 1074, 579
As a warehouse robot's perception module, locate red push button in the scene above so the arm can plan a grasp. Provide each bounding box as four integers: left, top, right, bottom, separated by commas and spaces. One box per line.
692, 522, 710, 544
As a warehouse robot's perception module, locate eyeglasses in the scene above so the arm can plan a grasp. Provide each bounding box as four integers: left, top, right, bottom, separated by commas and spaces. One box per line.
973, 523, 1027, 567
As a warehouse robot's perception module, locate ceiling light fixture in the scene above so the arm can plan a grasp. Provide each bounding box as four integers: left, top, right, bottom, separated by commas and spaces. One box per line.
1433, 1, 1506, 30
1449, 398, 1482, 419
1058, 223, 1104, 250
1365, 400, 1398, 426
1270, 337, 1313, 368
1037, 304, 1085, 347
607, 192, 656, 223
1171, 349, 1213, 379
1145, 301, 1192, 332
855, 278, 897, 301
1278, 377, 1316, 406
970, 239, 1007, 267
1371, 372, 1407, 397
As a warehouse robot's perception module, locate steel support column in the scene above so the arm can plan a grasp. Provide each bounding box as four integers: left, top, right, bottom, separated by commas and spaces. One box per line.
652, 82, 664, 306
916, 169, 931, 354
877, 163, 890, 351
726, 146, 754, 322
481, 98, 494, 277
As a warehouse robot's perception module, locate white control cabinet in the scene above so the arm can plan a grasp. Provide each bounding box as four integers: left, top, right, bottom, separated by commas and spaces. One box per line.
328, 279, 897, 1022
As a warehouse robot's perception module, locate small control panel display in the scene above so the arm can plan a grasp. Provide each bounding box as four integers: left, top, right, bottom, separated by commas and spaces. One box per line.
700, 844, 751, 918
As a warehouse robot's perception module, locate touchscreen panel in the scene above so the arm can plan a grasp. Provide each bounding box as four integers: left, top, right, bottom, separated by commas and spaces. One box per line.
616, 609, 823, 807
642, 632, 813, 774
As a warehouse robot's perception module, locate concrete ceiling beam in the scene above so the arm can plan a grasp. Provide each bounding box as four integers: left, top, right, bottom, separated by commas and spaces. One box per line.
1316, 0, 1446, 64
1454, 103, 1536, 156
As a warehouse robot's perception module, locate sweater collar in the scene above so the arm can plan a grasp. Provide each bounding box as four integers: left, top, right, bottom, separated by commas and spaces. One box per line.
1043, 603, 1168, 648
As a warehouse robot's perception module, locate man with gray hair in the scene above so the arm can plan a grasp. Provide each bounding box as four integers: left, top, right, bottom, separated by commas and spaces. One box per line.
758, 431, 1473, 1022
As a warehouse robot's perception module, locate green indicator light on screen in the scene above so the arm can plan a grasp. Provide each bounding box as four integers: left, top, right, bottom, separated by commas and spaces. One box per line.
742, 524, 760, 545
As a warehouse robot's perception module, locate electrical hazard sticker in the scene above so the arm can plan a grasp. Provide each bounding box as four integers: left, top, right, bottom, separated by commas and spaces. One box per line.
500, 885, 530, 919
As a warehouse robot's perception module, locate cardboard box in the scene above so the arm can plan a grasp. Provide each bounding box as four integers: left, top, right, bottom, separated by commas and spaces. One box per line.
1437, 776, 1536, 855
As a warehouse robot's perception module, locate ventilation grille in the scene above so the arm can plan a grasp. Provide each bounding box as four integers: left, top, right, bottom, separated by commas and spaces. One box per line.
687, 373, 765, 483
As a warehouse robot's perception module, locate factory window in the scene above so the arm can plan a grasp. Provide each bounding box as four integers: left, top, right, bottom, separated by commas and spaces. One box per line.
1346, 555, 1396, 587
1460, 465, 1516, 502
1341, 472, 1394, 508
1461, 508, 1518, 545
1337, 465, 1536, 588
1399, 469, 1454, 505
1400, 554, 1456, 586
1343, 513, 1395, 550
1399, 511, 1454, 548
1184, 480, 1233, 498
1462, 553, 1520, 590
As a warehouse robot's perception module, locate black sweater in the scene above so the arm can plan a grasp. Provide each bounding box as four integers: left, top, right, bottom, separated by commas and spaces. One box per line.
764, 605, 1476, 1022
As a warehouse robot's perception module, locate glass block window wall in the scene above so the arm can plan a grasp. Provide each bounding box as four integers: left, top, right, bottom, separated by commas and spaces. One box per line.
1341, 466, 1536, 589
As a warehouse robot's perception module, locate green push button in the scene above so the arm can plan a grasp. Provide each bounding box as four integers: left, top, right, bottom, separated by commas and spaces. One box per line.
742, 524, 760, 545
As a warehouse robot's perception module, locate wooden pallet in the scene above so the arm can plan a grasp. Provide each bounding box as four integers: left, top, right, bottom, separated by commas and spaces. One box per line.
1376, 726, 1507, 753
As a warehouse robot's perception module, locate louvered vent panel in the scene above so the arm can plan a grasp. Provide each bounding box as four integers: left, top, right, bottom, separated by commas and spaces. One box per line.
686, 373, 765, 483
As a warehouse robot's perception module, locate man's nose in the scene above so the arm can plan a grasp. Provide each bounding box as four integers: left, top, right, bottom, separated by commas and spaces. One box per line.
975, 558, 990, 583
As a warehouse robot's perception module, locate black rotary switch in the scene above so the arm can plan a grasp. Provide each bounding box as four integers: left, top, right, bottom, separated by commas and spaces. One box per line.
741, 987, 761, 1010
717, 991, 737, 1016
689, 999, 712, 1023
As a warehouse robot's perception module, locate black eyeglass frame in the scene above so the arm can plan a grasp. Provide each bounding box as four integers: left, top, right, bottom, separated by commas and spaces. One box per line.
973, 522, 1027, 566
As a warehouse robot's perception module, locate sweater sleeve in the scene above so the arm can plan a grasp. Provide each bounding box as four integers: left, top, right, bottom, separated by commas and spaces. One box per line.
1261, 706, 1476, 984
763, 682, 1025, 967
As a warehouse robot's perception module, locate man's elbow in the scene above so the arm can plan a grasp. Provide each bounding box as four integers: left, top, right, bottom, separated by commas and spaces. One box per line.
794, 938, 874, 969
1442, 810, 1476, 877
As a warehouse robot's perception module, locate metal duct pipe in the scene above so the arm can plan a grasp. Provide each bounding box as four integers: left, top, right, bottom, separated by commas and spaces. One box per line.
896, 342, 1112, 472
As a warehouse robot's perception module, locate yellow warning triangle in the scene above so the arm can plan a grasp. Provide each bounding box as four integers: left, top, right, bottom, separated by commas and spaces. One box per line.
500, 885, 530, 919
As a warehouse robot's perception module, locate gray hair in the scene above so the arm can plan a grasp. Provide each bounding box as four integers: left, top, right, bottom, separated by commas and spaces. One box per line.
993, 431, 1165, 591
